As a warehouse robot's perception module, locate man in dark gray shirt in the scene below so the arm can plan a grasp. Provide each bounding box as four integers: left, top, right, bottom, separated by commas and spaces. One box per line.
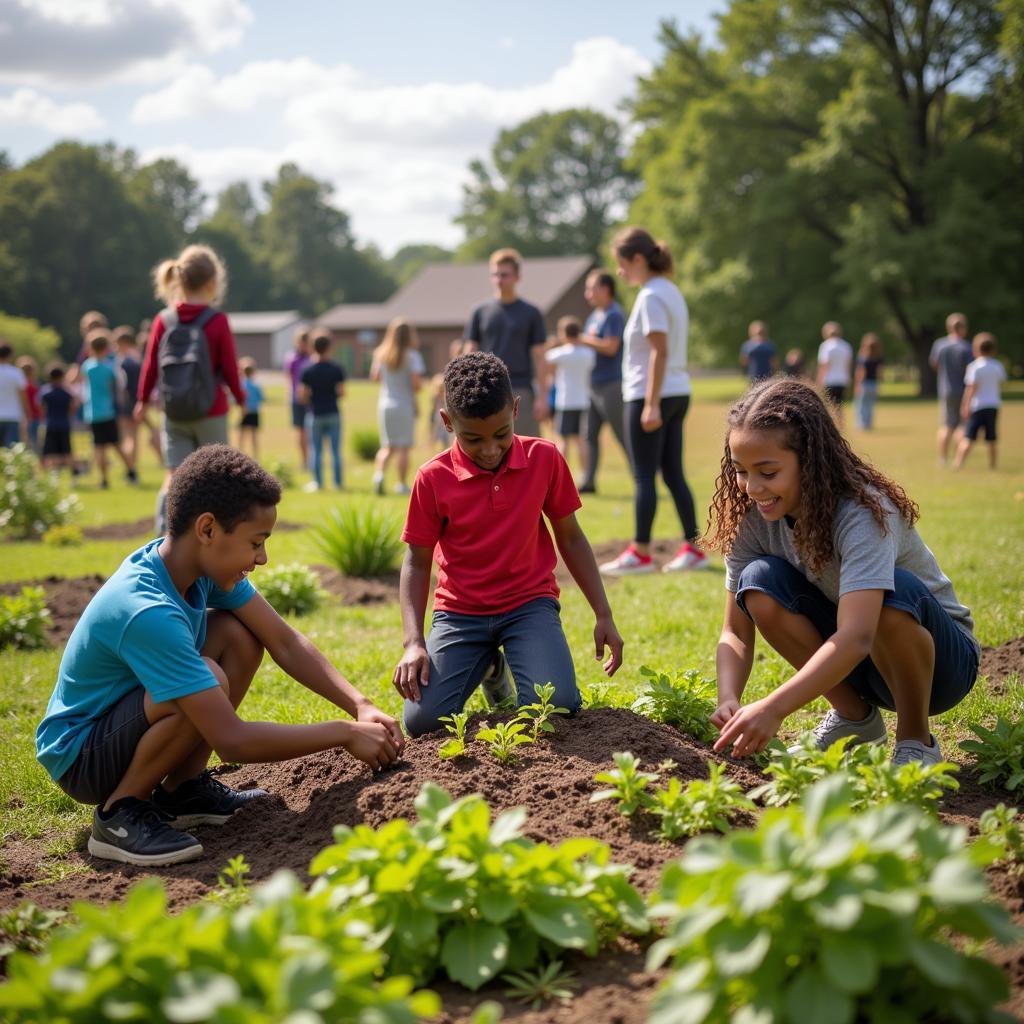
929, 311, 971, 465
464, 248, 548, 436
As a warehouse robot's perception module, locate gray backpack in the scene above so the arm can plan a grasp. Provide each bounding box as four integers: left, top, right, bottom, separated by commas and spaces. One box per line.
158, 307, 218, 421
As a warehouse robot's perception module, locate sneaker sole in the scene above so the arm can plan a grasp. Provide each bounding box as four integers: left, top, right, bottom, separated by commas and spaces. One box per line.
87, 835, 204, 866
600, 564, 655, 577
661, 561, 710, 573
162, 811, 237, 828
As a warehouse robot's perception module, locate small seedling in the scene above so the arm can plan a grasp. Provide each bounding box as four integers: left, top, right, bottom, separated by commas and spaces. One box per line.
960, 716, 1024, 792
648, 763, 754, 842
475, 720, 534, 764
207, 854, 252, 908
630, 666, 717, 742
978, 804, 1024, 871
591, 751, 660, 815
438, 711, 470, 760
503, 959, 577, 1009
516, 682, 570, 741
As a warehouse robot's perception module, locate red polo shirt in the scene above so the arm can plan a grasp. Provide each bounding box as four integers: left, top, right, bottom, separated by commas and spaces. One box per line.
402, 435, 581, 615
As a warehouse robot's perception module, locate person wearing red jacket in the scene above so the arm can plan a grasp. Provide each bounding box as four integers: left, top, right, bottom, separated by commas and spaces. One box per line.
135, 244, 246, 534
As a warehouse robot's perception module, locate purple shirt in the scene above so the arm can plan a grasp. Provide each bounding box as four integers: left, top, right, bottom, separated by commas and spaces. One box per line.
285, 351, 311, 402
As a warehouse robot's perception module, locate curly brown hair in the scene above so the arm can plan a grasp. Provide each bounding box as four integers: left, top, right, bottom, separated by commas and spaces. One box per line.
704, 378, 918, 574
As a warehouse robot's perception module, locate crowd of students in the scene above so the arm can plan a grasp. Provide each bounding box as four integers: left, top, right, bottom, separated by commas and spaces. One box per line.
0, 232, 1007, 869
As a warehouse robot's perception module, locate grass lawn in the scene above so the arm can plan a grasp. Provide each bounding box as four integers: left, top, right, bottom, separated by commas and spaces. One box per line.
2, 374, 1022, 862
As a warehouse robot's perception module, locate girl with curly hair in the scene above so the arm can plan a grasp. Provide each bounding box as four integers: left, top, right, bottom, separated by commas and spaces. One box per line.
706, 377, 979, 765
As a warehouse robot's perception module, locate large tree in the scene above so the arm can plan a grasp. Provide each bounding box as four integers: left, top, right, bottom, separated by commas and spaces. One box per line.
628, 1, 1022, 386
457, 108, 639, 260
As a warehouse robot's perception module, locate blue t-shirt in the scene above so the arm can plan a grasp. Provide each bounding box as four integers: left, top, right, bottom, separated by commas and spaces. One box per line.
243, 379, 264, 413
35, 539, 256, 782
81, 357, 118, 423
585, 302, 626, 387
741, 338, 777, 381
38, 384, 73, 429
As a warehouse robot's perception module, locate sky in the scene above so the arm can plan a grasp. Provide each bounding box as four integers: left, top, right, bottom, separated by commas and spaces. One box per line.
0, 0, 726, 255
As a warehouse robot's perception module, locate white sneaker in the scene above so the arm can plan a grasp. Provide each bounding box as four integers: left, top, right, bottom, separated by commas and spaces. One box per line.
302, 480, 320, 493
892, 735, 943, 767
792, 706, 888, 753
372, 474, 384, 495
599, 546, 654, 577
663, 544, 709, 573
393, 482, 411, 495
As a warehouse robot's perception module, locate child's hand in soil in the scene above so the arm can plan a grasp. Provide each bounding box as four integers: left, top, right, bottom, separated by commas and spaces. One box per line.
595, 614, 624, 676
356, 703, 406, 754
712, 697, 783, 758
710, 699, 740, 730
393, 642, 430, 702
341, 720, 402, 771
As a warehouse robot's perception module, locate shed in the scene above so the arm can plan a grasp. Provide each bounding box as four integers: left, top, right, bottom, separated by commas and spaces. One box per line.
226, 310, 306, 369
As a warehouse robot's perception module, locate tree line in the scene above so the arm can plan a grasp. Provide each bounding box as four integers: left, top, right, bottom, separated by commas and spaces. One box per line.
0, 0, 1020, 385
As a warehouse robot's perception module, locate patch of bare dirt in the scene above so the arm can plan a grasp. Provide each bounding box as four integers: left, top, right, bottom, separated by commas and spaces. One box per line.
311, 564, 400, 605
980, 636, 1024, 690
0, 575, 105, 644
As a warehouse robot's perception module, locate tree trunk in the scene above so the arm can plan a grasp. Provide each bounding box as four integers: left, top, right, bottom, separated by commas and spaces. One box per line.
911, 328, 938, 398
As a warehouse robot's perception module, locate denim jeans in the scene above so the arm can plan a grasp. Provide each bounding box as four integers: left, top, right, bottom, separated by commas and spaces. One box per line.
0, 421, 20, 448
403, 596, 582, 737
856, 380, 878, 429
306, 412, 342, 488
734, 556, 978, 714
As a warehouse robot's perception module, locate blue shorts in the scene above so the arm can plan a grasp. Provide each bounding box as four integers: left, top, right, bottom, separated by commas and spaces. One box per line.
403, 596, 582, 737
734, 556, 978, 715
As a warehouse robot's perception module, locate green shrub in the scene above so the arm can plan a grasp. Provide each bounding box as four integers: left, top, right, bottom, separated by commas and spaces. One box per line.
631, 666, 717, 742
978, 804, 1024, 871
351, 426, 380, 461
648, 775, 1019, 1024
0, 445, 82, 539
310, 783, 648, 991
960, 717, 1024, 792
0, 587, 51, 650
256, 562, 324, 616
41, 524, 82, 547
0, 312, 61, 367
0, 872, 439, 1023
313, 502, 403, 576
266, 458, 295, 489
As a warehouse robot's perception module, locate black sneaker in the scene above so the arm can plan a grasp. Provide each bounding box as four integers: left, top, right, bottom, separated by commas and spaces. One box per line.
88, 797, 203, 866
152, 770, 269, 827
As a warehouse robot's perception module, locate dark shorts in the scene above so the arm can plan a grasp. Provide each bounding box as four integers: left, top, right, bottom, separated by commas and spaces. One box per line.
240, 411, 260, 429
291, 401, 307, 429
56, 688, 149, 806
42, 427, 72, 456
965, 407, 998, 441
734, 556, 978, 715
555, 408, 584, 437
824, 385, 846, 405
90, 419, 120, 446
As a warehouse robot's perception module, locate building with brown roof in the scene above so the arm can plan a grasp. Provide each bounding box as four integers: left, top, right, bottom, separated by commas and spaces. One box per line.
225, 310, 306, 369
318, 255, 594, 377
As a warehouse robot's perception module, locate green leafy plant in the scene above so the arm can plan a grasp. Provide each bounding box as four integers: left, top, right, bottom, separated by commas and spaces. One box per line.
438, 711, 470, 760
516, 682, 570, 740
580, 684, 626, 710
310, 783, 648, 991
256, 562, 325, 616
475, 720, 534, 764
503, 959, 577, 1010
960, 717, 1024, 792
351, 426, 380, 462
648, 775, 1019, 1024
978, 804, 1024, 871
0, 903, 66, 965
40, 523, 82, 547
205, 854, 252, 908
0, 587, 51, 650
0, 872, 440, 1022
0, 444, 82, 539
648, 763, 754, 842
313, 502, 403, 577
266, 458, 295, 489
591, 751, 661, 815
630, 666, 717, 742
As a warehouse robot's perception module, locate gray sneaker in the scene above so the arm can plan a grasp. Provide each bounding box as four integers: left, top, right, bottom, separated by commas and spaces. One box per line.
479, 650, 514, 708
88, 797, 203, 866
892, 734, 943, 767
800, 706, 888, 752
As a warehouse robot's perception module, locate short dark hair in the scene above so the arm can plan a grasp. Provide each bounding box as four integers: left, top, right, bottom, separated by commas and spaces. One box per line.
311, 330, 332, 355
167, 444, 281, 537
443, 352, 513, 419
0, 342, 11, 360
588, 270, 616, 299
47, 364, 66, 382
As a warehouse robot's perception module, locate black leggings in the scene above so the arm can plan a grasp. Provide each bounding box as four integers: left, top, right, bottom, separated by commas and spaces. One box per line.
624, 395, 699, 544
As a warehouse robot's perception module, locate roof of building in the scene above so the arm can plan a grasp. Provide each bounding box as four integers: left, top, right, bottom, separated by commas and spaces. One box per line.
318, 255, 594, 331
225, 310, 303, 334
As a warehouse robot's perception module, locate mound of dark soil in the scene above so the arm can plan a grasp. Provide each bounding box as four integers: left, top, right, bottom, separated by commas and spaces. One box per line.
312, 564, 400, 605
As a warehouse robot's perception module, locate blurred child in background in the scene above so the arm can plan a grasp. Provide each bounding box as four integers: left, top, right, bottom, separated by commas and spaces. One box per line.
39, 363, 77, 474
82, 330, 134, 488
545, 315, 595, 474
853, 333, 884, 430
954, 333, 1007, 471
15, 355, 41, 452
237, 357, 264, 462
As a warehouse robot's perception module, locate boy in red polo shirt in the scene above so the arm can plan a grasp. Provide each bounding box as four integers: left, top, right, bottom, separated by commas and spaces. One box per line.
393, 352, 623, 736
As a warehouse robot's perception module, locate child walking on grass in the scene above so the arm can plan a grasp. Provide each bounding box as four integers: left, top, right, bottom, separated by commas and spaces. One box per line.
953, 333, 1007, 471
237, 357, 264, 462
544, 315, 595, 475
392, 352, 623, 737
36, 445, 403, 867
706, 377, 979, 766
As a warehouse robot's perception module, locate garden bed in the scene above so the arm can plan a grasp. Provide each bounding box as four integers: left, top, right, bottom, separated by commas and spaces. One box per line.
2, 706, 1023, 1020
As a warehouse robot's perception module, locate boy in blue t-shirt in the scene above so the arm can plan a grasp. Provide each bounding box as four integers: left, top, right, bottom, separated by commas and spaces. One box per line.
36, 445, 404, 866
81, 329, 134, 487
237, 357, 264, 461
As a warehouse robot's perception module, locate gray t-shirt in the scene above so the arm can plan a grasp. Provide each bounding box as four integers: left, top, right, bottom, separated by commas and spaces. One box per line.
465, 298, 546, 389
376, 349, 426, 409
724, 495, 978, 653
935, 338, 973, 399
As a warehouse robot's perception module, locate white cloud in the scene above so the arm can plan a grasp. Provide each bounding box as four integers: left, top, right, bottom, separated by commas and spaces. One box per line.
0, 86, 104, 132
0, 0, 252, 86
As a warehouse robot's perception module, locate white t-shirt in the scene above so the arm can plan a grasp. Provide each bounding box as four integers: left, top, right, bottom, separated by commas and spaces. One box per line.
964, 357, 1007, 411
0, 363, 26, 421
817, 337, 853, 387
545, 343, 595, 410
622, 276, 690, 402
